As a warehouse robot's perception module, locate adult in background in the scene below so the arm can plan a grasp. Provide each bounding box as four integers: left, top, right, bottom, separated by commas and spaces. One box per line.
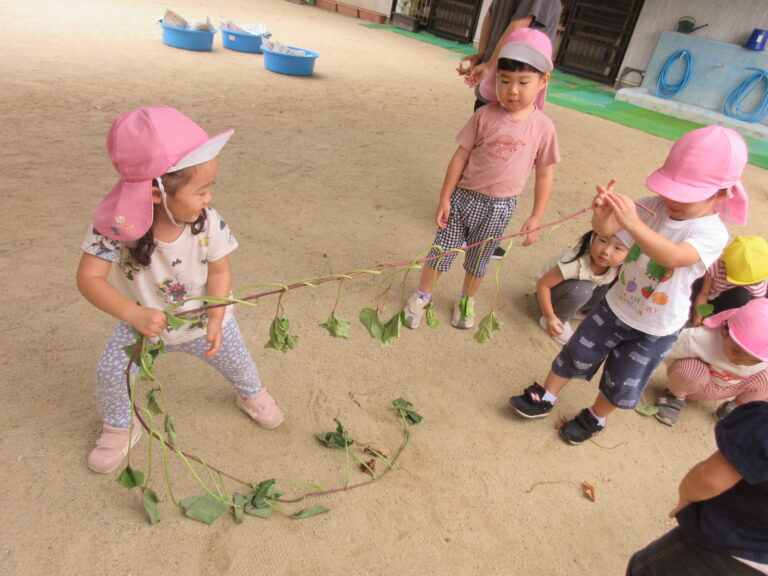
458, 0, 561, 111
626, 401, 768, 575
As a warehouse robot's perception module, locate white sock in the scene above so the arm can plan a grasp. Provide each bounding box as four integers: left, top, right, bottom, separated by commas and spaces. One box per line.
588, 407, 606, 426
542, 390, 558, 404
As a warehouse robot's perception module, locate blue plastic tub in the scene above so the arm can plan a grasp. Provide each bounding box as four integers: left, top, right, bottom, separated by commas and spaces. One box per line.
221, 29, 264, 53
158, 20, 216, 52
262, 46, 319, 77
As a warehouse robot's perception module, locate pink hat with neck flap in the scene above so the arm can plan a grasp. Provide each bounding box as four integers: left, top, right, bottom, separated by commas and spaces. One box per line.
704, 297, 768, 362
94, 105, 233, 241
645, 126, 749, 225
479, 27, 552, 109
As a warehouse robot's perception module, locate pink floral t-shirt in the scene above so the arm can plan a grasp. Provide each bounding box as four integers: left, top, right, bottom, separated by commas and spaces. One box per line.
456, 103, 559, 198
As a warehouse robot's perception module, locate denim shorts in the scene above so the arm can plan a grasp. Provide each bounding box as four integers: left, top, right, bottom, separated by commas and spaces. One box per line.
551, 299, 679, 409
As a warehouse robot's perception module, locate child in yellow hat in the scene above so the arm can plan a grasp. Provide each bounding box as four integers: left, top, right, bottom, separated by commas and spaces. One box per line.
691, 235, 768, 326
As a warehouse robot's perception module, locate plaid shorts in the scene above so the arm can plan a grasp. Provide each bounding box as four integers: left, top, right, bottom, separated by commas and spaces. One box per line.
426, 187, 517, 278
551, 299, 679, 409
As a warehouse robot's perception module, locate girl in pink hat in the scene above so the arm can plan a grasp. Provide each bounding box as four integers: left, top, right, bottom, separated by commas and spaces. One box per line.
77, 106, 283, 474
656, 297, 768, 426
509, 125, 749, 444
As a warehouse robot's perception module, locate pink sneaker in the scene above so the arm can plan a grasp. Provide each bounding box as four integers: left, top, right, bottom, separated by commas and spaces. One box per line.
236, 389, 284, 429
87, 424, 142, 474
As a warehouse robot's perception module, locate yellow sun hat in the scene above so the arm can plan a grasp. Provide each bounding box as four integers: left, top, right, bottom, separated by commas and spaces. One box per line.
721, 235, 768, 285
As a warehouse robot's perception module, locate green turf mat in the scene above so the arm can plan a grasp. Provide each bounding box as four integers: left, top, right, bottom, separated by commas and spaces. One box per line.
361, 24, 767, 169
361, 23, 476, 55
546, 71, 768, 169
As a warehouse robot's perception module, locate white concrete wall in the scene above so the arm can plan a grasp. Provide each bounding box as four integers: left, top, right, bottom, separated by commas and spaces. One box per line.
619, 0, 768, 77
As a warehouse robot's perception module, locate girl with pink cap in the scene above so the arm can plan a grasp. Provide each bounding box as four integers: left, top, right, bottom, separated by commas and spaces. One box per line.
77, 106, 283, 474
510, 125, 749, 445
656, 297, 768, 426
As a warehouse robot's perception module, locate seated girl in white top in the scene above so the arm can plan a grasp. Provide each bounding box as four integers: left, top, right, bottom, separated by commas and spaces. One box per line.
535, 230, 628, 344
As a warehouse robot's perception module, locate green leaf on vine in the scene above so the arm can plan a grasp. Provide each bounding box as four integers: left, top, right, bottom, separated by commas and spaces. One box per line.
635, 404, 659, 417
696, 303, 714, 319
425, 301, 440, 328
393, 397, 423, 425
142, 488, 161, 524
165, 312, 187, 331
233, 493, 247, 524
164, 415, 177, 446
252, 479, 278, 504
320, 313, 351, 339
264, 316, 298, 352
383, 311, 402, 343
244, 502, 273, 519
146, 388, 163, 415
474, 311, 502, 343
358, 308, 401, 346
117, 465, 145, 489
315, 418, 354, 449
243, 480, 281, 519
180, 494, 227, 525
291, 506, 329, 519
359, 307, 384, 341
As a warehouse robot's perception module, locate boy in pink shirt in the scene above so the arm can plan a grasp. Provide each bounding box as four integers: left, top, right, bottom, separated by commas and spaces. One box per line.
403, 28, 559, 329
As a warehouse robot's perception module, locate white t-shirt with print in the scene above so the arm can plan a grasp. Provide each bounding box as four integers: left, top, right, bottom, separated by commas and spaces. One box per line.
607, 196, 728, 336
666, 325, 768, 386
81, 207, 238, 345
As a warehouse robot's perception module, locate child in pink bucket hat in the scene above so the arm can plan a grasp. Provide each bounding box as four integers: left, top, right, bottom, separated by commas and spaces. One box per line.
401, 28, 558, 330
656, 297, 768, 425
510, 126, 749, 445
77, 105, 283, 474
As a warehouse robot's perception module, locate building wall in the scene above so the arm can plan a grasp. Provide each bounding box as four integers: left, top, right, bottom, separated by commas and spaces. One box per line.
620, 0, 768, 75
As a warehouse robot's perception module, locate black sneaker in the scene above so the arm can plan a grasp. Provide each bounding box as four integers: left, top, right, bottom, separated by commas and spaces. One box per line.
560, 408, 604, 445
509, 382, 554, 418
491, 246, 506, 260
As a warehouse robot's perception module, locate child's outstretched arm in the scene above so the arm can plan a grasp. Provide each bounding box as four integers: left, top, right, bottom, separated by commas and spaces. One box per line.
668, 450, 741, 518
435, 145, 471, 228
521, 163, 555, 246
536, 265, 567, 337
599, 187, 701, 268
76, 253, 167, 339
203, 256, 232, 358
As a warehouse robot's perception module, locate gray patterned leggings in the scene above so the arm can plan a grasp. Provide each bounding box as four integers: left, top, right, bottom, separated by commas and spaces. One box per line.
95, 317, 263, 427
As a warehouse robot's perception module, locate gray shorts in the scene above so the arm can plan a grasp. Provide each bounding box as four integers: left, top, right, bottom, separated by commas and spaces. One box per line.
426, 187, 517, 278
551, 300, 679, 409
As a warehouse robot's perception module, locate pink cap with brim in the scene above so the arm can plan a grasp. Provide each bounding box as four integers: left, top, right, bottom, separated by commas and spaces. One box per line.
645, 126, 749, 225
704, 298, 768, 362
93, 105, 233, 241
479, 28, 552, 110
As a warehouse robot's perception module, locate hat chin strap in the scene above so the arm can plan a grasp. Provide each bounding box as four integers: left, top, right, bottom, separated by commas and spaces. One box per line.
156, 177, 184, 228
496, 78, 508, 110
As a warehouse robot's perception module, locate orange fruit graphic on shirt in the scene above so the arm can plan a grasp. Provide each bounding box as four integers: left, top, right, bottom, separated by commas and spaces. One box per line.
652, 292, 669, 305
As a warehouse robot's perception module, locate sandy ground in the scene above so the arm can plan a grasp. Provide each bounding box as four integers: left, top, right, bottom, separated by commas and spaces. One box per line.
2, 0, 767, 574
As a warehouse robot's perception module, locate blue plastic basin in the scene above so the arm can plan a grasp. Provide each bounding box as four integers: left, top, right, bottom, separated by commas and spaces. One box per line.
263, 46, 319, 77
158, 20, 216, 52
221, 29, 264, 53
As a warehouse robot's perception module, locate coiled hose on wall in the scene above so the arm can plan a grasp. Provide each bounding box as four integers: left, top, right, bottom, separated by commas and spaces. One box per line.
723, 68, 768, 123
656, 50, 692, 99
